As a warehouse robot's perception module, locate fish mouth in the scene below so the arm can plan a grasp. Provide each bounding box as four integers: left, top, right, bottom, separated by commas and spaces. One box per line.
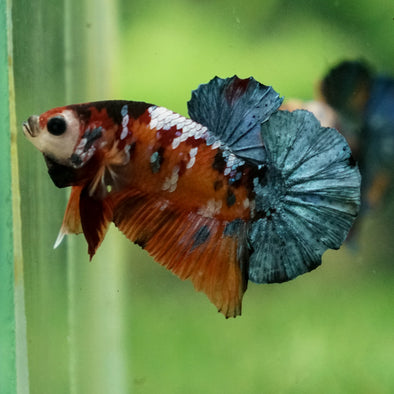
22, 115, 39, 138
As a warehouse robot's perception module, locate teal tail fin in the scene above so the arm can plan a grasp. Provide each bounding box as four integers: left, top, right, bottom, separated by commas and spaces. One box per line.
248, 109, 361, 283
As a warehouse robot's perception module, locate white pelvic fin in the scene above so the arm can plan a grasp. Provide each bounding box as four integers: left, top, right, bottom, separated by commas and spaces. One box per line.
53, 229, 66, 249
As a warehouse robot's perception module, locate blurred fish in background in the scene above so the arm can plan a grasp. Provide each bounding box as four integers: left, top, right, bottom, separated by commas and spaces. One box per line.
282, 60, 394, 246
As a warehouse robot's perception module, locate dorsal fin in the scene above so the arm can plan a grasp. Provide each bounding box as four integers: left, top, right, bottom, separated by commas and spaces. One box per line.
187, 75, 283, 164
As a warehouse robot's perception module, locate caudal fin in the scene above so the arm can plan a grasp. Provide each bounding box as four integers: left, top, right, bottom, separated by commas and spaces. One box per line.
248, 109, 361, 283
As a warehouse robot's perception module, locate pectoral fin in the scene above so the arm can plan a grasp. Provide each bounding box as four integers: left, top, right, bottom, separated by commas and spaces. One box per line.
54, 186, 83, 248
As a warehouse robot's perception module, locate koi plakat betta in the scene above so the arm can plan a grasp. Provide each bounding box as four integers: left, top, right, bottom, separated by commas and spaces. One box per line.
23, 76, 361, 317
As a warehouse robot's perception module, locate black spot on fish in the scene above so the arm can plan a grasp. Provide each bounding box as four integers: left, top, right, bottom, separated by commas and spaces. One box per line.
124, 101, 152, 120
226, 189, 236, 207
192, 225, 211, 250
128, 141, 136, 157
44, 154, 100, 188
255, 207, 276, 220
83, 127, 103, 151
69, 100, 152, 125
244, 164, 268, 198
150, 152, 160, 173
224, 219, 244, 237
212, 151, 226, 173
346, 153, 356, 167
44, 155, 79, 188
70, 153, 83, 167
228, 170, 244, 187
213, 180, 223, 191
97, 101, 151, 123
150, 147, 164, 174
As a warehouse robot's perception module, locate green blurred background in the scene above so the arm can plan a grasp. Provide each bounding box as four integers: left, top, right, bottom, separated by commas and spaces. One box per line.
6, 0, 394, 393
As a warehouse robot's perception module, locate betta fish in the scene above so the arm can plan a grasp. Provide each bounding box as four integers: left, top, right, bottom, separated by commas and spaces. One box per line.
321, 61, 394, 243
23, 76, 361, 317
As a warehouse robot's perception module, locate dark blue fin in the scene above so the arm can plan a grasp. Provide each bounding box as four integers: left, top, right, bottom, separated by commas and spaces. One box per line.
187, 76, 283, 164
249, 110, 361, 283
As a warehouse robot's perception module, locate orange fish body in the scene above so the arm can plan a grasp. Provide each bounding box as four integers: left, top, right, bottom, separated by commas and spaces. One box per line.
23, 76, 361, 317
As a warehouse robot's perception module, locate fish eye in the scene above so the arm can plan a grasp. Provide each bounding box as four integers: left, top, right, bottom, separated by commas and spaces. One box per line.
47, 116, 67, 136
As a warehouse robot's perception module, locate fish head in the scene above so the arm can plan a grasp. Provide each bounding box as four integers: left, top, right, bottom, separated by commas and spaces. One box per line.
23, 104, 111, 188
23, 108, 84, 166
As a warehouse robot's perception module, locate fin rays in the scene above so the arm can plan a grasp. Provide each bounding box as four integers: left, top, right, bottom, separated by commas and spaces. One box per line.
112, 191, 248, 317
188, 75, 283, 164
249, 109, 360, 284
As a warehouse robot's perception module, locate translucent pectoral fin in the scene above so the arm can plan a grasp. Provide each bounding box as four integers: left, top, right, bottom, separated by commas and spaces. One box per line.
53, 230, 66, 249
54, 186, 83, 248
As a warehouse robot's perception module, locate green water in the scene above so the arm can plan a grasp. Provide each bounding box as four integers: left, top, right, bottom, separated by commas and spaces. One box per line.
4, 0, 394, 393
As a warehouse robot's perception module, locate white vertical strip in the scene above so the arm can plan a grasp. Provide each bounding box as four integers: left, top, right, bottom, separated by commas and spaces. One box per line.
64, 0, 130, 392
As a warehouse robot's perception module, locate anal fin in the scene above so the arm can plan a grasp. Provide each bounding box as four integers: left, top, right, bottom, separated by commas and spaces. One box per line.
112, 191, 249, 317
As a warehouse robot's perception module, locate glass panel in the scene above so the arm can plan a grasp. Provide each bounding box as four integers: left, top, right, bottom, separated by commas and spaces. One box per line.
0, 1, 16, 392
13, 0, 127, 392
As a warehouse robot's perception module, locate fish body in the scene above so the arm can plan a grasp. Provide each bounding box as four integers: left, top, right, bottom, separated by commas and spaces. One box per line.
23, 76, 361, 317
